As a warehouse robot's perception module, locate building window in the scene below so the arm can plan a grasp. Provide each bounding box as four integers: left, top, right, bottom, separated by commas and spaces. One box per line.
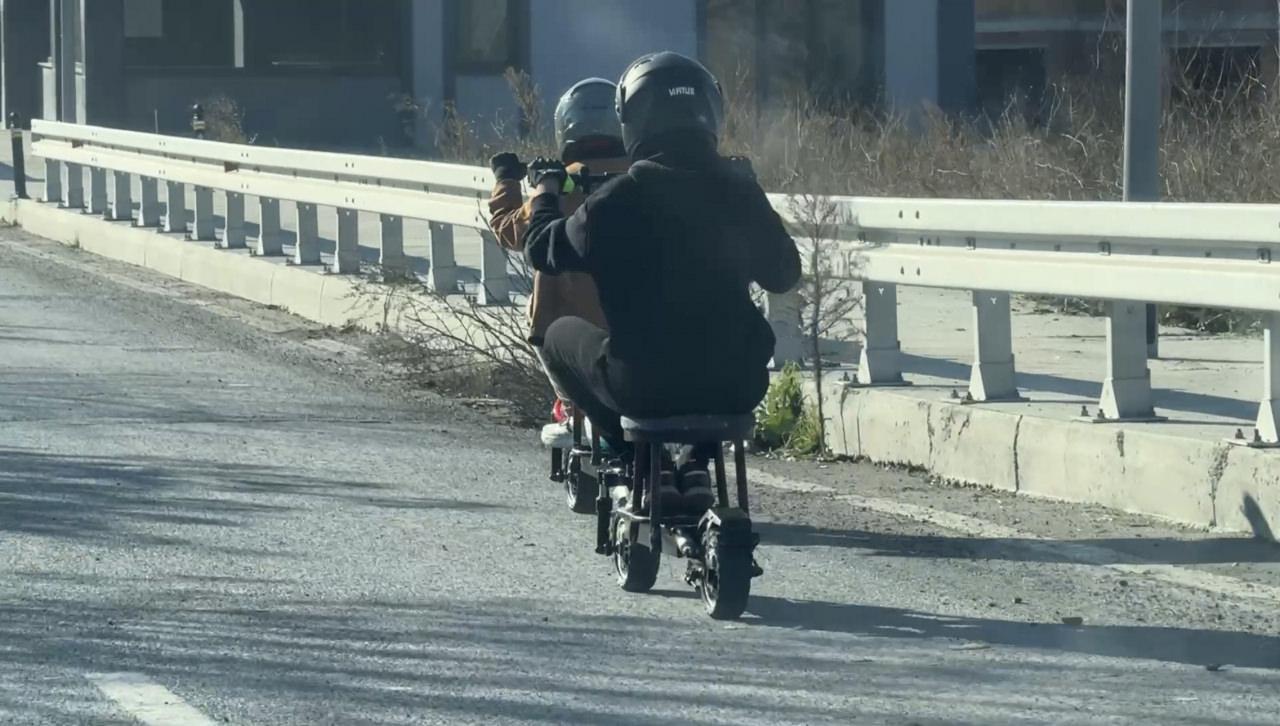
452, 0, 526, 72
703, 0, 881, 108
976, 47, 1047, 124
245, 0, 404, 72
124, 0, 233, 67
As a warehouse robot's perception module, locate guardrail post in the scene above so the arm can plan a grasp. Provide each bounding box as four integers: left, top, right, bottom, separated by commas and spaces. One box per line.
136, 177, 161, 227
1256, 312, 1280, 444
8, 115, 27, 200
857, 282, 906, 385
766, 290, 804, 368
87, 168, 108, 215
1099, 301, 1156, 420
43, 159, 62, 203
163, 181, 186, 234
220, 192, 246, 249
333, 208, 360, 274
293, 202, 321, 265
969, 291, 1021, 401
60, 162, 84, 209
191, 186, 215, 241
478, 231, 511, 305
255, 197, 284, 256
379, 214, 407, 279
108, 171, 132, 221
426, 221, 456, 291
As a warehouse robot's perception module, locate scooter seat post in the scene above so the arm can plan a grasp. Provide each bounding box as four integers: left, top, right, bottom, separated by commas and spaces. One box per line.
648, 441, 663, 553
734, 440, 749, 514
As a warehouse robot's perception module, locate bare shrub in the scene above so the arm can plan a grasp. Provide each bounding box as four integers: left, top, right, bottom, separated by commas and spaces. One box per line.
358, 258, 550, 424
198, 94, 252, 144
787, 192, 862, 451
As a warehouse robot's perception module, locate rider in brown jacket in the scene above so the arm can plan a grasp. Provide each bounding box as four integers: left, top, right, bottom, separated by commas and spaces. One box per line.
488, 78, 629, 447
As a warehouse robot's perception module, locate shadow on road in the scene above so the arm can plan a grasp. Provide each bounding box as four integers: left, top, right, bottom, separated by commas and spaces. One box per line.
0, 447, 507, 547
757, 521, 1280, 567
0, 596, 1268, 726
746, 595, 1280, 671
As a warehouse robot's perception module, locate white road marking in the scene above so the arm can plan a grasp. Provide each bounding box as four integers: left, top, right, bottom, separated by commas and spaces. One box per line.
748, 467, 1280, 606
87, 672, 216, 726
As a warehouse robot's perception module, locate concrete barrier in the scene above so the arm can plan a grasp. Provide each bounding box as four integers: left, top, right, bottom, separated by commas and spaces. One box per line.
815, 383, 1277, 538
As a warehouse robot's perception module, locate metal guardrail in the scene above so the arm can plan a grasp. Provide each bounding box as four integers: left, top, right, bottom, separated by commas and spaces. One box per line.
26, 121, 1280, 446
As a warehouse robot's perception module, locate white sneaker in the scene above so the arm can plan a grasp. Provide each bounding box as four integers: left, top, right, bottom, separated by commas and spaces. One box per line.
540, 421, 574, 449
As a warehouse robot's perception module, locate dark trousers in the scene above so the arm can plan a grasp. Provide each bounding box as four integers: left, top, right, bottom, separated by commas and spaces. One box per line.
540, 316, 757, 466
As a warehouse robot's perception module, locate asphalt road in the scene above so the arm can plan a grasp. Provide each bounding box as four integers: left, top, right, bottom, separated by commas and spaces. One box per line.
2, 229, 1279, 726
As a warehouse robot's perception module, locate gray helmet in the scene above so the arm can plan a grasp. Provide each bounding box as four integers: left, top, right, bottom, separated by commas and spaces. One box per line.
554, 78, 624, 162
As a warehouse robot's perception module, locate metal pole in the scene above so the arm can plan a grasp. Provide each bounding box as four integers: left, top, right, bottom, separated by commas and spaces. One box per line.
1125, 0, 1163, 358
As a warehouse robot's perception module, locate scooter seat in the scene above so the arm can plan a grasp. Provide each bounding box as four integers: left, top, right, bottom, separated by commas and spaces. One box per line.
620, 414, 755, 444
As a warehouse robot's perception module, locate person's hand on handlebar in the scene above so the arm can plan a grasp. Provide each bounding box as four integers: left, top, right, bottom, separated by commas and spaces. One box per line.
528, 157, 570, 195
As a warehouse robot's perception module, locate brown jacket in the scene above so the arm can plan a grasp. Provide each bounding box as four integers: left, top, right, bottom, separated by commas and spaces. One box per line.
489, 158, 629, 343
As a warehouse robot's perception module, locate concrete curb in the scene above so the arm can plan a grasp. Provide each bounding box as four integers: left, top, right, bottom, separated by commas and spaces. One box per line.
6, 200, 1278, 541
823, 384, 1278, 540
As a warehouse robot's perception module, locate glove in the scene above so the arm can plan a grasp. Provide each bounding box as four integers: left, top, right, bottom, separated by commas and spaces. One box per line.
527, 157, 569, 192
490, 152, 527, 182
724, 156, 757, 182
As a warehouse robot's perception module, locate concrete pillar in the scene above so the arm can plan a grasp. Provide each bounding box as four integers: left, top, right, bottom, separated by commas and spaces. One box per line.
378, 215, 407, 279
43, 158, 61, 202
1257, 313, 1280, 444
293, 202, 320, 265
425, 220, 454, 291
135, 176, 160, 227
220, 191, 246, 248
108, 169, 131, 220
333, 207, 360, 274
478, 231, 511, 305
408, 0, 446, 148
191, 186, 215, 240
54, 0, 75, 121
86, 166, 106, 214
1, 0, 51, 123
766, 289, 804, 368
1098, 301, 1156, 420
968, 291, 1021, 402
80, 0, 125, 126
59, 161, 82, 208
857, 282, 905, 385
883, 0, 974, 119
162, 180, 186, 233
255, 197, 283, 255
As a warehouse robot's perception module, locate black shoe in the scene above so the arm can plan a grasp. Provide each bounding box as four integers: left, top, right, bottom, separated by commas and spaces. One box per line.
678, 469, 716, 511
643, 471, 683, 513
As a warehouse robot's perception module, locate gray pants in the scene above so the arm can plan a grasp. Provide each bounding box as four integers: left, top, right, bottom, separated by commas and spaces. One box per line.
533, 344, 570, 402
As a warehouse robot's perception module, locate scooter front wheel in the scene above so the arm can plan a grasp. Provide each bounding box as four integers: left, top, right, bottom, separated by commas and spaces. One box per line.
613, 517, 659, 593
565, 456, 599, 515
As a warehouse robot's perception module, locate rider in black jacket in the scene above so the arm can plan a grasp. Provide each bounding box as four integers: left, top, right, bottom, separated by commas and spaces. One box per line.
523, 52, 801, 510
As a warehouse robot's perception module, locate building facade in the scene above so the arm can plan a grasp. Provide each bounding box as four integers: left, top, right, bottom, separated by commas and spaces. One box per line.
1, 1, 1273, 150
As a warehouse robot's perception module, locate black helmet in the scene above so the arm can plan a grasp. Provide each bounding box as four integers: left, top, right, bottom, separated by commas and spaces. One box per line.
616, 51, 724, 157
554, 78, 624, 162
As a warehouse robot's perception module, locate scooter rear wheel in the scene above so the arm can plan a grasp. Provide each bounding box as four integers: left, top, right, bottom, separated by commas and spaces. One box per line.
699, 526, 751, 620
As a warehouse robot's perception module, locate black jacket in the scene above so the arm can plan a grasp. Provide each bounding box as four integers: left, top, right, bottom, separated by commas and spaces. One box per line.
523, 153, 801, 403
